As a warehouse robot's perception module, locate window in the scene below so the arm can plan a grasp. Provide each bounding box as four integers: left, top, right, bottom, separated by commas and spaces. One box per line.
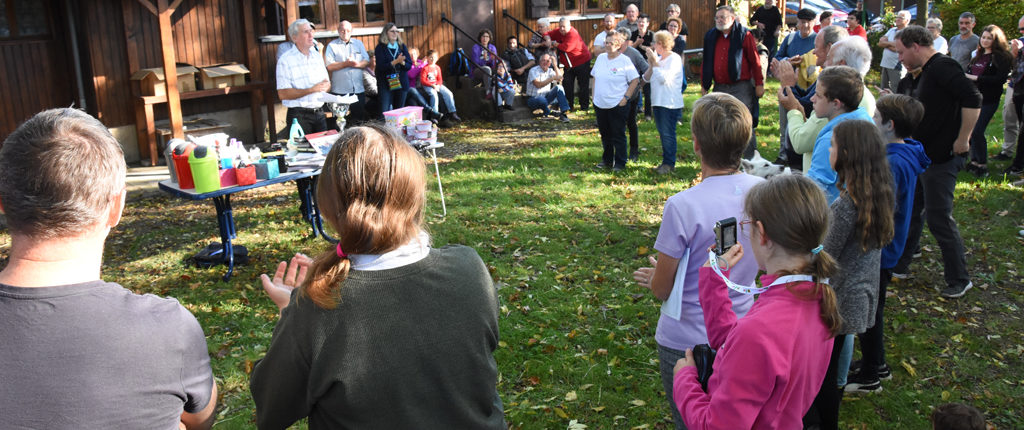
298, 0, 323, 26
0, 0, 51, 40
263, 0, 390, 35
337, 0, 387, 25
548, 0, 615, 15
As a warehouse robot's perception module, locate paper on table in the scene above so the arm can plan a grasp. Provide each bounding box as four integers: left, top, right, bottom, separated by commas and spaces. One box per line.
315, 93, 358, 105
660, 248, 689, 320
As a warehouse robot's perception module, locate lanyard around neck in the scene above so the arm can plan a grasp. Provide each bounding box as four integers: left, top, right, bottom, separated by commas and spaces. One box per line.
706, 249, 828, 295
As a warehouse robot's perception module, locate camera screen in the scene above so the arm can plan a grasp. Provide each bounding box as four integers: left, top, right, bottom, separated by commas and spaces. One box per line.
722, 224, 737, 250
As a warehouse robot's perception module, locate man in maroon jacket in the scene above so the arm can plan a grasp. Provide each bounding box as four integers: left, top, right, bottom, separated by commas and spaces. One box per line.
701, 5, 764, 158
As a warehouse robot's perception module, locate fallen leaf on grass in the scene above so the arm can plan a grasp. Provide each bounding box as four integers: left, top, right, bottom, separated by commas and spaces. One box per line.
568, 419, 588, 430
637, 246, 649, 256
591, 406, 606, 412
629, 399, 646, 407
565, 391, 578, 401
554, 407, 569, 419
901, 360, 917, 378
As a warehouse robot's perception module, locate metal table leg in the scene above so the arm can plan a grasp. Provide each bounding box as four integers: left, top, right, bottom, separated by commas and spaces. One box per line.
296, 176, 337, 242
212, 195, 236, 282
428, 147, 447, 217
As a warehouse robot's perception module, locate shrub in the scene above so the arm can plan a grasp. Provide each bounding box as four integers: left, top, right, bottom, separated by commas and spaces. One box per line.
936, 1, 1024, 43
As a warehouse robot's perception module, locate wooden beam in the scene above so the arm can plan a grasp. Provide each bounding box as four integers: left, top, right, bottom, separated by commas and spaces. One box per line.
135, 0, 157, 15
122, 0, 140, 77
169, 0, 183, 11
156, 0, 183, 165
285, 0, 297, 26
240, 0, 268, 142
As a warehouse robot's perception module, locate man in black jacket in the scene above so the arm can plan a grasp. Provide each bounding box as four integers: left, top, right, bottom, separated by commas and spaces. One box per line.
892, 25, 981, 298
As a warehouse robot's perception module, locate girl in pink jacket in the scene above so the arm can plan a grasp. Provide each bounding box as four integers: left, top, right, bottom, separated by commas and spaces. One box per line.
672, 175, 842, 429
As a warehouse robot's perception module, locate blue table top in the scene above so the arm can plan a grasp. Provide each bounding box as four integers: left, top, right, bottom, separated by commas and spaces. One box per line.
158, 168, 321, 200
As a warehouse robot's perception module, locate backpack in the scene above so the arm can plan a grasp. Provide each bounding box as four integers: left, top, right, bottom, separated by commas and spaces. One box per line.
449, 48, 471, 88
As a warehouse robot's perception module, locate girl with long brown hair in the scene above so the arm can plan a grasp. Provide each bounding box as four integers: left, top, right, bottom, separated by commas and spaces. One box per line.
672, 175, 841, 428
965, 24, 1012, 177
806, 119, 895, 429
250, 125, 505, 429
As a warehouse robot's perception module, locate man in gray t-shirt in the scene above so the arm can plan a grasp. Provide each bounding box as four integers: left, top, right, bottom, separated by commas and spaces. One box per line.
948, 12, 980, 70
0, 109, 216, 429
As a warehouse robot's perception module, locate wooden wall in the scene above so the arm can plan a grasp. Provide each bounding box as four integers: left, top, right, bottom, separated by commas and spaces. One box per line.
0, 2, 74, 140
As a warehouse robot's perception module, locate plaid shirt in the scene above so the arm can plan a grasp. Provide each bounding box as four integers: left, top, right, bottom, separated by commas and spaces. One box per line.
277, 45, 330, 108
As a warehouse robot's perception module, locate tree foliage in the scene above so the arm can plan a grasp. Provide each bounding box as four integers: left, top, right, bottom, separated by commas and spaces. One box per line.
936, 0, 1024, 42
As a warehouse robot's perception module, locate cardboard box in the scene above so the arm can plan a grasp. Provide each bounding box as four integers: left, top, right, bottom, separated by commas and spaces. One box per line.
198, 63, 250, 89
131, 65, 199, 97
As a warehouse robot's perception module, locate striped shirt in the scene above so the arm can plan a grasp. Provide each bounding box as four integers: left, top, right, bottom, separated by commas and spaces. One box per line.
276, 45, 329, 108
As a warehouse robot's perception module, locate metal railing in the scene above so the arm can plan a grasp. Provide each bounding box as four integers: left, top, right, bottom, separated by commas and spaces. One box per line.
440, 14, 500, 114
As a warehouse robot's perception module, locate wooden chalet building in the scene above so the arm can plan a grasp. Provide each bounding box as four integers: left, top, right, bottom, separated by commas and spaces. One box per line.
0, 0, 714, 164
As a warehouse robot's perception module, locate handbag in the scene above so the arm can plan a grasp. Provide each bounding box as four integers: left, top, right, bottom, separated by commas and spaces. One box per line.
387, 73, 402, 90
692, 344, 716, 393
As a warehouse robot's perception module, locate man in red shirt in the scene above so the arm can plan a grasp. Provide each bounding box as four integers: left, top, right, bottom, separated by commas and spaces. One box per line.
546, 17, 593, 111
846, 14, 867, 40
701, 5, 764, 158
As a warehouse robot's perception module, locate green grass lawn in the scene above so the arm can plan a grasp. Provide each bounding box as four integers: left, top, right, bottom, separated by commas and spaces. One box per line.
4, 79, 1023, 429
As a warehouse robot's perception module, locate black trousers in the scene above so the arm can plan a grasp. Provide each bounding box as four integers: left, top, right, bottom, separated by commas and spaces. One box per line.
562, 62, 591, 111
803, 339, 844, 429
285, 106, 328, 136
856, 268, 891, 378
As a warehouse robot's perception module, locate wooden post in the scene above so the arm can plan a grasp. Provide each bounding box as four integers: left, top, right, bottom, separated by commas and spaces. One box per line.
286, 0, 297, 26
156, 0, 184, 151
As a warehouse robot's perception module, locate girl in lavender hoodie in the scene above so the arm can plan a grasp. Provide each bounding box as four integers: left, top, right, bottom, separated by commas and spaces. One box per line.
673, 175, 842, 429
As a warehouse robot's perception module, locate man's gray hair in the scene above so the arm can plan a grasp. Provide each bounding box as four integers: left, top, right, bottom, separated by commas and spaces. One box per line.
616, 28, 632, 38
927, 17, 942, 31
897, 10, 911, 21
559, 17, 571, 25
820, 24, 848, 47
288, 18, 312, 39
626, 3, 639, 12
830, 36, 872, 77
0, 108, 126, 238
959, 12, 976, 22
537, 17, 550, 27
666, 3, 680, 13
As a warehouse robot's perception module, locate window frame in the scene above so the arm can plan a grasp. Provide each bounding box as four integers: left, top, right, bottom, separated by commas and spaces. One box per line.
547, 0, 616, 16
0, 0, 53, 42
263, 0, 391, 36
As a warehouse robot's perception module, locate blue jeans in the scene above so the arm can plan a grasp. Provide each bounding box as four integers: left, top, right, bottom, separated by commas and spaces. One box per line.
422, 85, 457, 114
378, 84, 408, 113
969, 102, 999, 164
653, 106, 682, 167
837, 334, 854, 386
595, 104, 629, 168
657, 344, 689, 430
526, 87, 569, 115
404, 86, 440, 117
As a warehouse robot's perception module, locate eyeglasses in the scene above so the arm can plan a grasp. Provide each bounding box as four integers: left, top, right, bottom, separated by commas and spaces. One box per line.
1019, 27, 1024, 32
739, 219, 754, 234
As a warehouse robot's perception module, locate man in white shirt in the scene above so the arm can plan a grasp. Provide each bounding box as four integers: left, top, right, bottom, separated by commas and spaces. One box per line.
591, 14, 617, 56
525, 53, 570, 122
325, 20, 369, 123
876, 10, 909, 93
277, 18, 331, 134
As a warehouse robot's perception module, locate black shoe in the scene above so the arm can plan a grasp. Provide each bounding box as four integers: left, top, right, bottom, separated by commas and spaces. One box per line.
448, 113, 462, 122
1004, 165, 1024, 176
968, 163, 989, 178
502, 105, 514, 111
595, 162, 611, 169
628, 155, 639, 162
940, 281, 973, 298
612, 165, 624, 172
844, 371, 882, 393
849, 360, 892, 381
559, 113, 570, 123
994, 151, 1013, 161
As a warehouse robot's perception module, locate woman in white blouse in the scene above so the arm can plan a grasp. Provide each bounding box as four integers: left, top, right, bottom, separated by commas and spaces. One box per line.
590, 32, 640, 171
644, 30, 685, 174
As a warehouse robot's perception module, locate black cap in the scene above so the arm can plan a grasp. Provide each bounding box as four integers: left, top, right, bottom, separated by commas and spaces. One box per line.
797, 9, 817, 21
